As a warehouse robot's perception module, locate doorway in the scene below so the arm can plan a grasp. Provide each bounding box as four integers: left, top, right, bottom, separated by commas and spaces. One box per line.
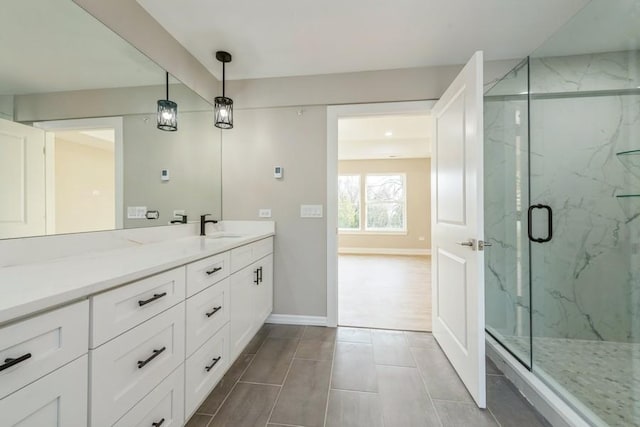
326, 101, 435, 331
34, 117, 124, 234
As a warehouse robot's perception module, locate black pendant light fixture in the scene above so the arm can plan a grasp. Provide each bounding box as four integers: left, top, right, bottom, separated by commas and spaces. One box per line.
157, 71, 177, 131
214, 51, 233, 129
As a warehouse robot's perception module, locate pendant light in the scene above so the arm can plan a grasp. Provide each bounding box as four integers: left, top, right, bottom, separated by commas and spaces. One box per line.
214, 51, 233, 129
157, 71, 177, 131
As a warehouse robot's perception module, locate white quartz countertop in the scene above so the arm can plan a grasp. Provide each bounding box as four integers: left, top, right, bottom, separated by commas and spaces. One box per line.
0, 232, 274, 326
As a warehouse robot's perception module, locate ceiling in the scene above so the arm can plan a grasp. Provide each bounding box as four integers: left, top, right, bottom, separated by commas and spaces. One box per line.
137, 0, 588, 81
0, 0, 165, 96
339, 115, 431, 160
55, 129, 115, 152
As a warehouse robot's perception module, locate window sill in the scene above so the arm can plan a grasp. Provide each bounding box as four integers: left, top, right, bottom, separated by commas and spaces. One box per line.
339, 230, 408, 236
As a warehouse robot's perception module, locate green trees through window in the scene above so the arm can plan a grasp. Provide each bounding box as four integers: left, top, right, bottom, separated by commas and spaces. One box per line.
338, 174, 406, 231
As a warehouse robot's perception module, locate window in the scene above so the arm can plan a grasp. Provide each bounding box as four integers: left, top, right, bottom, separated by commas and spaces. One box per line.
365, 174, 406, 231
338, 175, 361, 230
338, 173, 406, 232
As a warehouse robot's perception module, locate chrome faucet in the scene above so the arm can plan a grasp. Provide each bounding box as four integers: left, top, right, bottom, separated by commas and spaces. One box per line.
200, 214, 218, 236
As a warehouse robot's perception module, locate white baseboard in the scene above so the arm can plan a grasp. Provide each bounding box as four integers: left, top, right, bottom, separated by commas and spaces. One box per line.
338, 247, 431, 256
266, 314, 328, 326
486, 334, 598, 427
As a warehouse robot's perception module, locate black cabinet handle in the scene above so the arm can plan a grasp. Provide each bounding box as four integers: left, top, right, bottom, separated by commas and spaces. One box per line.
205, 356, 221, 372
137, 347, 166, 369
138, 292, 167, 307
152, 419, 165, 427
528, 204, 553, 243
206, 266, 223, 275
254, 269, 260, 285
258, 266, 263, 283
0, 353, 31, 372
205, 306, 222, 318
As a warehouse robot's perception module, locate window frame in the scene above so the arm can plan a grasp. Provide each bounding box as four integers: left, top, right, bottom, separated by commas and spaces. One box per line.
337, 174, 362, 231
363, 172, 407, 233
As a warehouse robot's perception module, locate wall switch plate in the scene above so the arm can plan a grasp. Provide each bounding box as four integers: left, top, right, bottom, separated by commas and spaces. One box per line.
300, 204, 323, 218
127, 206, 147, 219
259, 209, 272, 218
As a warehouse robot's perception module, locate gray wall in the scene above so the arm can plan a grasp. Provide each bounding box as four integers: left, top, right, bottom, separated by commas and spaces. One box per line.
72, 0, 219, 102
222, 60, 519, 319
124, 111, 222, 228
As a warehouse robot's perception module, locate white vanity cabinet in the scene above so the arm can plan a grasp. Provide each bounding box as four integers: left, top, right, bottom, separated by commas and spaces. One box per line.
0, 232, 274, 427
230, 238, 274, 360
0, 300, 89, 427
89, 267, 187, 427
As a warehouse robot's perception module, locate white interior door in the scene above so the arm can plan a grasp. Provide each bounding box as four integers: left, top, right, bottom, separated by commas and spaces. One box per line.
0, 118, 46, 238
431, 51, 486, 408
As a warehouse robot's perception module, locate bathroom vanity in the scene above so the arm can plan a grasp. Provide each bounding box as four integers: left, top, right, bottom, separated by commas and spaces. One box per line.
0, 221, 274, 426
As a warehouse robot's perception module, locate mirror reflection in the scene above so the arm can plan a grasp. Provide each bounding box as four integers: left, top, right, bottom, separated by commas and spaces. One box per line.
0, 0, 221, 239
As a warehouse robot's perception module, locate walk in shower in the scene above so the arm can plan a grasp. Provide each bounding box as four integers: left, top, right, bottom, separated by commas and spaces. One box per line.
484, 1, 640, 425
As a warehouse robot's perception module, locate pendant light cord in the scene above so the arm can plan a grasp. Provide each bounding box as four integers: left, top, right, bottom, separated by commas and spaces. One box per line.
165, 71, 169, 100
222, 63, 226, 98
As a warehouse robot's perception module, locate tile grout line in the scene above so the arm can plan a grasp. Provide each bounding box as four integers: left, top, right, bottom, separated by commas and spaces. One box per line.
408, 345, 445, 427
202, 329, 271, 427
321, 332, 338, 427
263, 327, 302, 427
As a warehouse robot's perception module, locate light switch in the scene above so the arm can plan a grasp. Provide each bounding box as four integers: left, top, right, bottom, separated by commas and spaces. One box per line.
300, 204, 323, 218
127, 206, 147, 219
259, 209, 272, 218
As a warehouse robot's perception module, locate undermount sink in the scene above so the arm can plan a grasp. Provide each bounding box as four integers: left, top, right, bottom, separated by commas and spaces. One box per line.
206, 233, 244, 239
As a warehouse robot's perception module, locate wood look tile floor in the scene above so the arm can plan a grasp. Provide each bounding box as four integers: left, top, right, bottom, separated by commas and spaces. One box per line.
187, 324, 551, 427
338, 254, 431, 332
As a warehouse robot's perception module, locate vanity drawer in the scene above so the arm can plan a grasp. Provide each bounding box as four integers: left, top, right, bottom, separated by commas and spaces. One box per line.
0, 300, 88, 399
185, 324, 229, 418
90, 302, 186, 427
0, 355, 88, 427
91, 267, 186, 348
113, 364, 184, 427
186, 251, 230, 297
230, 237, 273, 273
186, 278, 230, 356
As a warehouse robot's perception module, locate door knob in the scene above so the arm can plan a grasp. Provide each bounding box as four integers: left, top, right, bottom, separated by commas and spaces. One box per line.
457, 239, 476, 249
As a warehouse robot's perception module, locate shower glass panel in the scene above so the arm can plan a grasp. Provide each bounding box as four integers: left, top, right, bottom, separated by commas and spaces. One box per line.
484, 59, 532, 368
485, 1, 640, 425
529, 0, 640, 424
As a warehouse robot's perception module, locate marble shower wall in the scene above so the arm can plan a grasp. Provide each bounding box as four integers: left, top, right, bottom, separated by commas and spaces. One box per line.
528, 50, 640, 342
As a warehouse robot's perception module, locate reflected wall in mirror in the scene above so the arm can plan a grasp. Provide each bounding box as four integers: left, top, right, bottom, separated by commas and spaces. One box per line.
0, 0, 221, 239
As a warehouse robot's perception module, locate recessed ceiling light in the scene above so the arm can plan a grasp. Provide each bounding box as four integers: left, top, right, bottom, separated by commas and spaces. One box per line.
384, 131, 393, 137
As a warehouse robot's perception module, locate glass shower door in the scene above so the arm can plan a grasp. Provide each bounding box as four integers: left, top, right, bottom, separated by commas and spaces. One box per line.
484, 58, 532, 368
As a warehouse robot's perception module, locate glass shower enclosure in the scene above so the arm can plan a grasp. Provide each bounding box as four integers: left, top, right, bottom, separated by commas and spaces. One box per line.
484, 1, 640, 425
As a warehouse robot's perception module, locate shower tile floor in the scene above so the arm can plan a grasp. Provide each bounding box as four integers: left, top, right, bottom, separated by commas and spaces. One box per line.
500, 335, 640, 427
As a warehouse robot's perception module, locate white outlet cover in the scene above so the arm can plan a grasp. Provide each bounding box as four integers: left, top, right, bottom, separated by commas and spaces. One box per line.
127, 206, 147, 219
259, 209, 272, 218
300, 204, 323, 218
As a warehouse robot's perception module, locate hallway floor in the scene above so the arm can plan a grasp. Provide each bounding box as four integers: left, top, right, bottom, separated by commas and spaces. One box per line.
338, 254, 431, 331
186, 324, 550, 427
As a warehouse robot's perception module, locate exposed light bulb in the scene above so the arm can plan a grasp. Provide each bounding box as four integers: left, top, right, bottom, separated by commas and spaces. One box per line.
162, 111, 174, 120
219, 108, 228, 118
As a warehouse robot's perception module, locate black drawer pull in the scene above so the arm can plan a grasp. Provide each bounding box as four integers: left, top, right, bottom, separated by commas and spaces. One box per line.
206, 266, 223, 275
137, 347, 166, 369
205, 356, 222, 372
0, 353, 32, 372
138, 292, 167, 307
205, 306, 223, 318
152, 419, 165, 427
258, 266, 263, 283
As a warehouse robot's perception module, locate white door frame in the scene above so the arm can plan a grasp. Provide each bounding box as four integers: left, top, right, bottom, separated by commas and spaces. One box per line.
33, 117, 124, 230
325, 100, 435, 327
